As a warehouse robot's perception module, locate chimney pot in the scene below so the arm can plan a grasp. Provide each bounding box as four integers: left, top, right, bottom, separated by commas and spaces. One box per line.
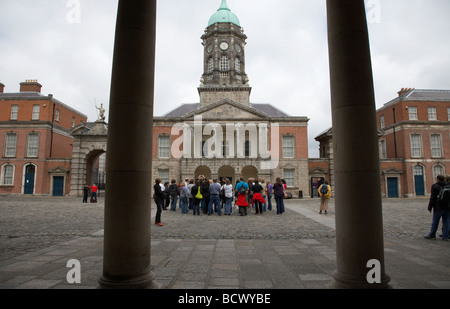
0, 82, 5, 93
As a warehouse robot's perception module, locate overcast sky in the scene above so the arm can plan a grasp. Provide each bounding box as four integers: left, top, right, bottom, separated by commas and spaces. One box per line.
0, 0, 449, 157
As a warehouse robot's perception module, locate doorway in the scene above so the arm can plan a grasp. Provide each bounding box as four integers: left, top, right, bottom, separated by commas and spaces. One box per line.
24, 164, 36, 195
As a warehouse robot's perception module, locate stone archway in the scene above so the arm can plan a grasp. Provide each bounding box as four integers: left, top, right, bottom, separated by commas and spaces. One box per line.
241, 165, 258, 181
218, 165, 235, 183
70, 121, 108, 197
194, 165, 212, 180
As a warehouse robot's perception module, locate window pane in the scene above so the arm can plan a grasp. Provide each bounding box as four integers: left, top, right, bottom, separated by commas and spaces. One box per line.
10, 105, 18, 120
32, 105, 40, 120
158, 136, 171, 158
428, 107, 437, 120
5, 133, 18, 157
27, 133, 39, 157
284, 169, 295, 187
430, 134, 441, 157
3, 165, 14, 185
159, 169, 169, 184
433, 165, 444, 179
408, 107, 417, 120
410, 134, 421, 157
282, 136, 294, 158
220, 56, 229, 71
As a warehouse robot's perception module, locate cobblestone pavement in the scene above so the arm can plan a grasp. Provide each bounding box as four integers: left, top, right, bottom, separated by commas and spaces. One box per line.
1, 194, 448, 289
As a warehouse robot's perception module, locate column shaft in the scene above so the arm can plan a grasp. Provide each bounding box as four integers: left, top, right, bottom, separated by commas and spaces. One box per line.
326, 0, 390, 288
98, 0, 158, 289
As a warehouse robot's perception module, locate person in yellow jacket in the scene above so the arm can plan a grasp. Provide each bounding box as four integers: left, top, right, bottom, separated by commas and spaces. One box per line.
318, 180, 331, 214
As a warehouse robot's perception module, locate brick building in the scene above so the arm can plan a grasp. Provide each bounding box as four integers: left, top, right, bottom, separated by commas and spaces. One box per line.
316, 88, 450, 198
0, 80, 87, 196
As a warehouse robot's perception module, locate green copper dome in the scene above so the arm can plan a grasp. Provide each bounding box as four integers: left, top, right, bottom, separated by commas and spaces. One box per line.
207, 0, 241, 27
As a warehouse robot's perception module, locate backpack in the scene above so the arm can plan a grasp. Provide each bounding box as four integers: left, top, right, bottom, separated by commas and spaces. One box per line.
320, 184, 329, 195
437, 185, 450, 210
195, 187, 203, 200
238, 182, 247, 194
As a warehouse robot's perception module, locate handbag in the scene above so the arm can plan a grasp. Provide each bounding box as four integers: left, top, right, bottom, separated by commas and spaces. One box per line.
195, 187, 203, 199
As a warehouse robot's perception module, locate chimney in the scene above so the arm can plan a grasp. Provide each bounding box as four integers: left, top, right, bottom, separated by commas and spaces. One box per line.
0, 82, 4, 93
20, 79, 42, 93
398, 87, 414, 97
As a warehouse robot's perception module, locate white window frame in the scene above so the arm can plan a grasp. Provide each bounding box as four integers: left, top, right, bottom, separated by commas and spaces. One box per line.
1, 163, 15, 186
55, 109, 60, 122
408, 106, 418, 120
428, 107, 437, 121
430, 134, 442, 158
282, 135, 295, 158
410, 134, 422, 158
158, 135, 171, 158
432, 164, 445, 180
235, 57, 241, 73
32, 105, 40, 120
27, 132, 40, 158
4, 132, 18, 158
283, 169, 295, 187
10, 105, 18, 120
158, 169, 169, 185
380, 115, 385, 128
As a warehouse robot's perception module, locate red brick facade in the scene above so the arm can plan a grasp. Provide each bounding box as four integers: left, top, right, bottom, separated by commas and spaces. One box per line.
0, 81, 87, 196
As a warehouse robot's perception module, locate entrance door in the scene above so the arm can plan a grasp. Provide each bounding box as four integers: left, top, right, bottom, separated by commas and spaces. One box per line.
413, 166, 425, 196
311, 177, 324, 198
53, 176, 64, 196
24, 165, 35, 195
387, 177, 398, 198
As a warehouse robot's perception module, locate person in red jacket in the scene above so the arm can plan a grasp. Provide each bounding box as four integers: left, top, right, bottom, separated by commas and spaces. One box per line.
89, 184, 98, 203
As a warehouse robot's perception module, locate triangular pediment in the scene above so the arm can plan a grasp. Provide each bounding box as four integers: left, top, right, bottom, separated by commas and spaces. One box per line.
183, 99, 270, 120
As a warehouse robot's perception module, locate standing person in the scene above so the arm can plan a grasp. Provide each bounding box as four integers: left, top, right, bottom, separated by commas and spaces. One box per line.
251, 179, 265, 215
425, 175, 449, 241
260, 179, 267, 212
191, 179, 202, 216
153, 178, 164, 226
235, 177, 249, 216
179, 180, 190, 214
247, 179, 254, 213
266, 181, 273, 211
187, 179, 195, 211
318, 180, 332, 214
208, 178, 222, 216
222, 178, 233, 215
168, 179, 179, 212
82, 184, 89, 203
163, 181, 170, 210
201, 178, 210, 214
273, 177, 285, 215
89, 184, 98, 203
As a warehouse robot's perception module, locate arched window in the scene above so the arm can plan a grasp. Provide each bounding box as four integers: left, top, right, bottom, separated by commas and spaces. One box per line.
208, 58, 214, 73
1, 163, 15, 185
433, 164, 445, 179
220, 56, 229, 71
235, 57, 241, 73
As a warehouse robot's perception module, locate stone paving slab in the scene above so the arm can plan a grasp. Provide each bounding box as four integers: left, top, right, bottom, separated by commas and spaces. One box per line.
0, 195, 449, 289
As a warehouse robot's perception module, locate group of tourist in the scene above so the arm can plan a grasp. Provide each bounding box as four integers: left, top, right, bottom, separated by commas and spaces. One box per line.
152, 176, 290, 226
425, 175, 450, 241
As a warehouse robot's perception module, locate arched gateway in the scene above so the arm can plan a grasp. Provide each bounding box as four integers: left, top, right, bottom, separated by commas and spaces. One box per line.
70, 120, 108, 197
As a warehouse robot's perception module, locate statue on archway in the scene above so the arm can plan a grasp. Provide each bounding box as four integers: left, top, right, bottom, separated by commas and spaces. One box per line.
95, 100, 106, 122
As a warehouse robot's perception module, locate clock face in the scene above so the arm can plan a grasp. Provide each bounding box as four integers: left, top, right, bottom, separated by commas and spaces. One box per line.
235, 44, 241, 53
220, 41, 229, 51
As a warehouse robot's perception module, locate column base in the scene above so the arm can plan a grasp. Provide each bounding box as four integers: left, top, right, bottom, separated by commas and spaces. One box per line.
330, 270, 391, 289
97, 272, 159, 289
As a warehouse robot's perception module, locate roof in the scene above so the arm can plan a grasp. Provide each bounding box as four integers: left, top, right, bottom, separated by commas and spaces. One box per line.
208, 0, 241, 27
162, 102, 291, 119
381, 89, 450, 110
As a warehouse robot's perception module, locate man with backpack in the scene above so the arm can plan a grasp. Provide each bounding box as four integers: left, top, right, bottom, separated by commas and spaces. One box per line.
318, 180, 331, 214
235, 177, 249, 216
425, 175, 449, 241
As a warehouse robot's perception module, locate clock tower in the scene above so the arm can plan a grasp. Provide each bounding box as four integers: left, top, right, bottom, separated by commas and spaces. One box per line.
198, 0, 251, 107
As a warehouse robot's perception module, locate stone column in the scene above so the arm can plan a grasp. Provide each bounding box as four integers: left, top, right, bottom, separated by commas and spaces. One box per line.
98, 0, 158, 289
326, 0, 390, 288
